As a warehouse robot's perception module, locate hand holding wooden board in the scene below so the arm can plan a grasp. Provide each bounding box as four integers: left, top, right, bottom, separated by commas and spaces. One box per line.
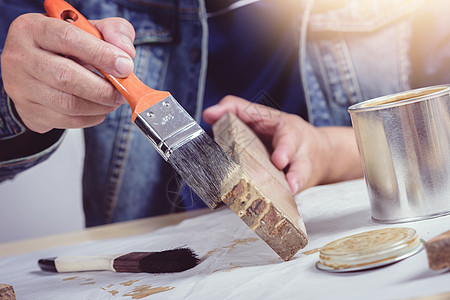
213, 112, 308, 261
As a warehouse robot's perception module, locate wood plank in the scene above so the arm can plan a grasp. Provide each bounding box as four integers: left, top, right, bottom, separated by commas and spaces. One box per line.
0, 284, 16, 300
425, 230, 450, 270
213, 112, 308, 261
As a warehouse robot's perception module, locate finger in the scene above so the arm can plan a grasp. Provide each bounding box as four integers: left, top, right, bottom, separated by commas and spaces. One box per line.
271, 141, 294, 170
16, 101, 108, 134
25, 75, 119, 116
2, 39, 124, 116
202, 101, 230, 124
203, 95, 282, 135
270, 114, 308, 170
285, 156, 311, 194
28, 48, 125, 106
34, 14, 134, 77
91, 18, 136, 58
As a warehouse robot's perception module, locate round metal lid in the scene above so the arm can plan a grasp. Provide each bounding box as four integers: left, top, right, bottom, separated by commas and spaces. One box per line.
316, 227, 424, 272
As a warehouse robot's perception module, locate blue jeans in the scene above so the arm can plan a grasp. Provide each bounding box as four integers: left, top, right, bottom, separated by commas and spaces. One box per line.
0, 0, 431, 226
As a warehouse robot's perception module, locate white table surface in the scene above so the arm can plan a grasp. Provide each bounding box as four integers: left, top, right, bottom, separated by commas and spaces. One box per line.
0, 179, 449, 300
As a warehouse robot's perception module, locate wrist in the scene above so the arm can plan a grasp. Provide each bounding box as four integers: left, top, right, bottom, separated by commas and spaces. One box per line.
316, 126, 363, 185
315, 127, 335, 185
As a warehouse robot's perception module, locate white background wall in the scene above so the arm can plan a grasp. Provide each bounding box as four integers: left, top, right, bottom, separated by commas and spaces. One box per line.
0, 129, 85, 244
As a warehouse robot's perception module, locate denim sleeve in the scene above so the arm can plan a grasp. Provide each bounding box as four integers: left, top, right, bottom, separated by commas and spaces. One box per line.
410, 0, 450, 88
0, 83, 65, 183
304, 0, 424, 126
0, 0, 65, 182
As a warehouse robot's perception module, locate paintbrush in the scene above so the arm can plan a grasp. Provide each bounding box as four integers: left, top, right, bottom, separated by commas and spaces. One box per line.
38, 248, 200, 273
44, 0, 239, 208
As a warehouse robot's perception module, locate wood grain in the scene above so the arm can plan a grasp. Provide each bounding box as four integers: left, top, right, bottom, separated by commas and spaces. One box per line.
425, 230, 450, 270
0, 284, 16, 300
213, 112, 308, 260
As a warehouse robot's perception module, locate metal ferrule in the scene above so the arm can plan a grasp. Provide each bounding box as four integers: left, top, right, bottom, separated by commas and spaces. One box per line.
134, 95, 204, 160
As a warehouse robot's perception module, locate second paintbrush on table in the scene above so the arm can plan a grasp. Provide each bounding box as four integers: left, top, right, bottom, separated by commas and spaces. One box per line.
38, 248, 200, 273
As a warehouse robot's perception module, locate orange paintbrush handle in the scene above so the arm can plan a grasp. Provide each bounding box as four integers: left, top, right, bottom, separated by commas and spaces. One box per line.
44, 0, 168, 116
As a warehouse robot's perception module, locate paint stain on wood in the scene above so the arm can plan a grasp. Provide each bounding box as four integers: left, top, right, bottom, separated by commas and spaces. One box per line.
63, 276, 80, 281
62, 276, 95, 285
101, 287, 119, 296
106, 284, 114, 288
106, 289, 119, 296
206, 238, 259, 258
302, 248, 321, 255
80, 278, 95, 285
212, 263, 242, 274
206, 249, 217, 256
120, 280, 140, 287
122, 284, 174, 299
225, 263, 242, 272
223, 238, 258, 252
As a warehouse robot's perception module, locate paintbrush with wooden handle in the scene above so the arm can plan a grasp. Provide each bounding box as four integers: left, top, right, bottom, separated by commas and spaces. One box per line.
38, 248, 200, 273
44, 0, 239, 209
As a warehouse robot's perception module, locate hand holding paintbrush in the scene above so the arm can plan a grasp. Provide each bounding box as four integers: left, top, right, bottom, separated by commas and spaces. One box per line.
44, 0, 240, 209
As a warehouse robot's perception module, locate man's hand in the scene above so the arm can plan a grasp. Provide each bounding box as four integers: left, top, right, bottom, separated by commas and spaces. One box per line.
1, 13, 135, 133
203, 95, 363, 194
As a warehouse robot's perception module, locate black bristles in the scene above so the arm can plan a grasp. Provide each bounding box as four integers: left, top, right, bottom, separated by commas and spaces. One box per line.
138, 248, 200, 273
168, 133, 239, 209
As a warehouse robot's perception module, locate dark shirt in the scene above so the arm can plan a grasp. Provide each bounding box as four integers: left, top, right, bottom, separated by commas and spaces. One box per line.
181, 0, 307, 209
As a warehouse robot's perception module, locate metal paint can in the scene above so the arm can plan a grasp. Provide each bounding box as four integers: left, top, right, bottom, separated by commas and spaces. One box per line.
348, 85, 450, 223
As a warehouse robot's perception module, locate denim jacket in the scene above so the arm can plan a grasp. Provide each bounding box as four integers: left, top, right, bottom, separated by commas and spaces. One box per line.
0, 0, 426, 226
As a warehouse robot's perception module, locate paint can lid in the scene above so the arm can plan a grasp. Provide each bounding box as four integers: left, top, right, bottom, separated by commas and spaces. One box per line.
316, 227, 424, 272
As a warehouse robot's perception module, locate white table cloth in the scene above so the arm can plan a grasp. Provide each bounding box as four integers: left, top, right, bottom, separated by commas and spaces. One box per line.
0, 179, 449, 299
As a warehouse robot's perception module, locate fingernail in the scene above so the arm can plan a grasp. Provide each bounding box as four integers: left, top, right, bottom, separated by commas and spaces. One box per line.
291, 182, 299, 194
115, 57, 133, 75
281, 155, 289, 167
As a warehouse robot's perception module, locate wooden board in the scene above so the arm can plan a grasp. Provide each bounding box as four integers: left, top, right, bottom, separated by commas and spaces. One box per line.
0, 284, 16, 300
213, 112, 308, 260
425, 230, 450, 270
